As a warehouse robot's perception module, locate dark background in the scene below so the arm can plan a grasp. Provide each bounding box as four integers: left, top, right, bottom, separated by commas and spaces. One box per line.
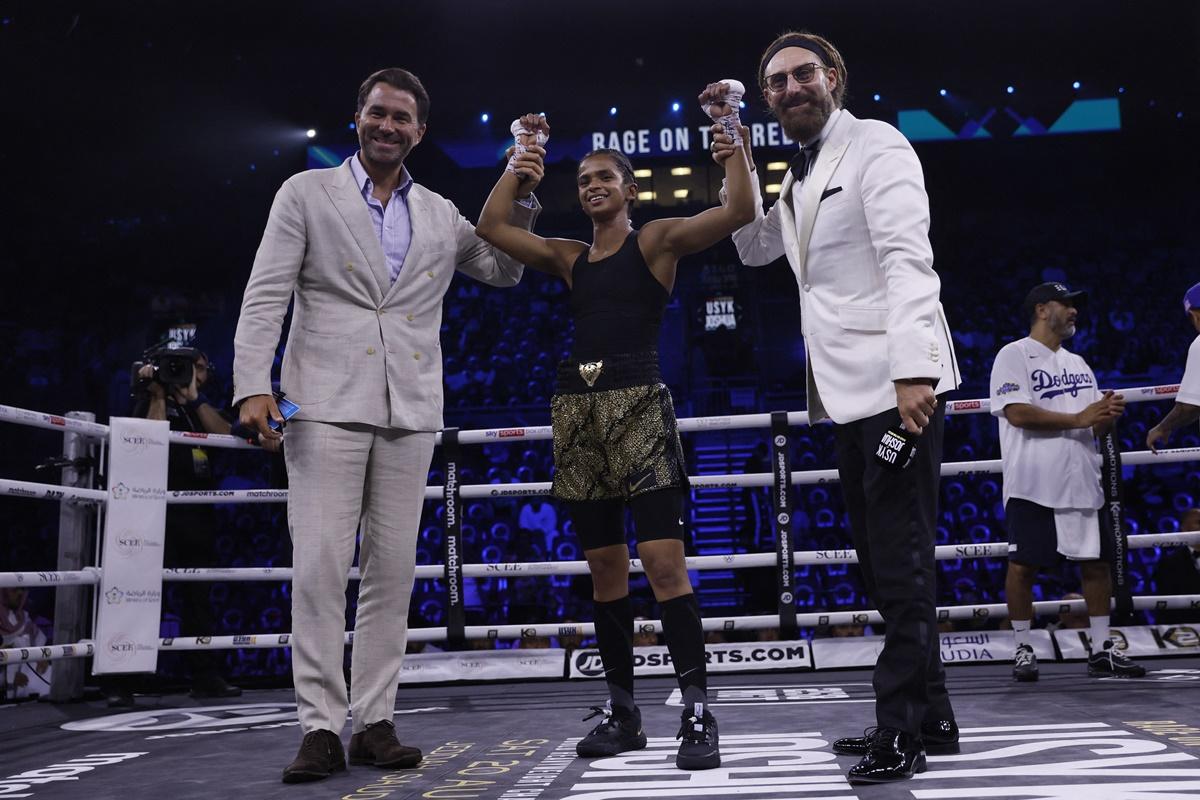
2, 1, 1198, 683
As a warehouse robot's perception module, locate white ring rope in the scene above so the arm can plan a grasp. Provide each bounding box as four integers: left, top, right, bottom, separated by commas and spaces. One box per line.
431, 384, 1180, 444
4, 594, 1197, 663
145, 446, 1200, 506
0, 382, 1181, 448
0, 384, 1194, 667
0, 478, 108, 504
3, 533, 1197, 589
7, 445, 1200, 508
0, 404, 110, 438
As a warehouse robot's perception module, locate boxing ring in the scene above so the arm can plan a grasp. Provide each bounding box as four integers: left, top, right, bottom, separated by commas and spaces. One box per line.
3, 389, 1200, 799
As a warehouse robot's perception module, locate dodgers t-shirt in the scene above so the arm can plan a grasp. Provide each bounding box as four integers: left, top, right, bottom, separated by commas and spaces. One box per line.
989, 336, 1103, 509
1177, 335, 1200, 406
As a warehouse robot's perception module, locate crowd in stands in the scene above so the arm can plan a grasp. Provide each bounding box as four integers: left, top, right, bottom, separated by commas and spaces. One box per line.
3, 170, 1199, 693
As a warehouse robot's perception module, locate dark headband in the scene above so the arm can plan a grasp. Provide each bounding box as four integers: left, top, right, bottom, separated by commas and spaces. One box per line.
760, 35, 834, 80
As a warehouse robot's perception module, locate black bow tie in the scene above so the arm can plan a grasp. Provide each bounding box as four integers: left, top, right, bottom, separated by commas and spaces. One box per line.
790, 144, 820, 184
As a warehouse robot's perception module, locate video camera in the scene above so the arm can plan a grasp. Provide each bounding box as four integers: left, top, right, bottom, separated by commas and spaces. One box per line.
131, 343, 201, 396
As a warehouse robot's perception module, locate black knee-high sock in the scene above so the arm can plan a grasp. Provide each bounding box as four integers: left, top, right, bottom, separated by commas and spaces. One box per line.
661, 593, 707, 708
593, 595, 635, 712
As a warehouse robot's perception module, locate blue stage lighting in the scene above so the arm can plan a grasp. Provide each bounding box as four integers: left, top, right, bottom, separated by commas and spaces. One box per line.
609, 106, 617, 116
939, 89, 947, 97
873, 93, 881, 102
671, 101, 681, 112
1006, 85, 1015, 94
481, 113, 490, 122
1072, 81, 1081, 90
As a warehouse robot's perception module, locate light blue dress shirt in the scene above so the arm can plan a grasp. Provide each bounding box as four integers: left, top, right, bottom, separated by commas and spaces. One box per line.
349, 152, 414, 284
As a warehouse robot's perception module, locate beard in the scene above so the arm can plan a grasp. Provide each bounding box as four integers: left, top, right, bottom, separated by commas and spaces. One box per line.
775, 94, 835, 142
359, 133, 411, 167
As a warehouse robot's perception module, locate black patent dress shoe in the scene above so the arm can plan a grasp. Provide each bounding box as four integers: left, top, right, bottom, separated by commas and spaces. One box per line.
846, 728, 927, 784
833, 718, 958, 756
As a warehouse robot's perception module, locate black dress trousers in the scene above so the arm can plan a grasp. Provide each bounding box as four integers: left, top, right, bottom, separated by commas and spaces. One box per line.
833, 403, 953, 735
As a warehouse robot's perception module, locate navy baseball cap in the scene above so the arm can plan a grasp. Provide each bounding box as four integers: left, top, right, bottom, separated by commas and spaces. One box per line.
1184, 282, 1200, 313
1023, 281, 1086, 317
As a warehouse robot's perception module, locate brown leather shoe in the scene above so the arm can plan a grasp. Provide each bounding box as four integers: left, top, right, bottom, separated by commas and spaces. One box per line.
282, 729, 346, 783
349, 719, 422, 768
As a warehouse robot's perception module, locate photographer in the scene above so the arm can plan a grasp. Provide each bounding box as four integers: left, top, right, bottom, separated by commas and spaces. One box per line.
121, 348, 244, 704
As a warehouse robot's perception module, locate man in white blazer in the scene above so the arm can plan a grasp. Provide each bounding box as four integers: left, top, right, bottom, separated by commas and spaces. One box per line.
717, 32, 960, 784
233, 68, 541, 783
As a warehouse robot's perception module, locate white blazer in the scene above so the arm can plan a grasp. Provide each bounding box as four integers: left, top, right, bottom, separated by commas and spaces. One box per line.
730, 109, 959, 424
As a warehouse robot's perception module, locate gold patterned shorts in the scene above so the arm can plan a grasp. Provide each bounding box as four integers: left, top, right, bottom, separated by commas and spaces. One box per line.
550, 354, 688, 502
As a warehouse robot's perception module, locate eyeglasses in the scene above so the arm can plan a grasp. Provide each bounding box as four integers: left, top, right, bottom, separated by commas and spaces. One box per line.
764, 63, 828, 93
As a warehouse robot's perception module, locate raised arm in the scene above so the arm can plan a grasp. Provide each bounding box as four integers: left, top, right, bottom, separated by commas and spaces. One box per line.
474, 113, 584, 281
715, 122, 786, 266
642, 82, 757, 259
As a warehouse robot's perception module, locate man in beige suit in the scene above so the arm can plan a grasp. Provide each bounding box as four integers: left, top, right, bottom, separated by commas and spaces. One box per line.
233, 68, 541, 783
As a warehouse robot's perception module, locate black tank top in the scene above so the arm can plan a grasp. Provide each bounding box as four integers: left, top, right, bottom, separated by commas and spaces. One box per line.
569, 231, 668, 360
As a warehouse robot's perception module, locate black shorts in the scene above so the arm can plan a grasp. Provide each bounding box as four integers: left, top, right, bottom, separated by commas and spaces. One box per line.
562, 489, 686, 551
1005, 498, 1113, 568
549, 352, 688, 503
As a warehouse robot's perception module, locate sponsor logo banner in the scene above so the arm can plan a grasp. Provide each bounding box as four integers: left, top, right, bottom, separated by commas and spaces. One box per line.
1056, 624, 1200, 660
398, 649, 564, 684
554, 721, 1200, 797
812, 629, 1054, 669
94, 417, 169, 674
569, 640, 811, 679
560, 732, 852, 797
0, 753, 147, 797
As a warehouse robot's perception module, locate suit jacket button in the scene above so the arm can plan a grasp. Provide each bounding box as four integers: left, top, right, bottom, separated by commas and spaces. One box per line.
377, 309, 385, 315
413, 353, 421, 360
802, 283, 811, 292
346, 263, 354, 271
406, 313, 414, 321
426, 270, 434, 278
366, 347, 376, 355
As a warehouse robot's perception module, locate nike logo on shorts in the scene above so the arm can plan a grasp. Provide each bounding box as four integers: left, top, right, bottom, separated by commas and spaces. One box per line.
628, 470, 655, 493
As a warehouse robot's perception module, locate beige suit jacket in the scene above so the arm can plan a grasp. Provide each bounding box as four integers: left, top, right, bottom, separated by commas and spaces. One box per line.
233, 157, 538, 431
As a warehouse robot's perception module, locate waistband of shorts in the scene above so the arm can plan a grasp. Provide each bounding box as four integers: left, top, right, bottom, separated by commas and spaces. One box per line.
555, 351, 662, 394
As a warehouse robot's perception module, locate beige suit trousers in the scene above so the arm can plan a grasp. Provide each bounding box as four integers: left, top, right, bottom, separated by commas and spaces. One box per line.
283, 419, 435, 734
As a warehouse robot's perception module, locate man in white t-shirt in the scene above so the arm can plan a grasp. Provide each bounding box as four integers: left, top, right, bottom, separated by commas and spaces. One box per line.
1147, 282, 1200, 452
990, 282, 1145, 681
